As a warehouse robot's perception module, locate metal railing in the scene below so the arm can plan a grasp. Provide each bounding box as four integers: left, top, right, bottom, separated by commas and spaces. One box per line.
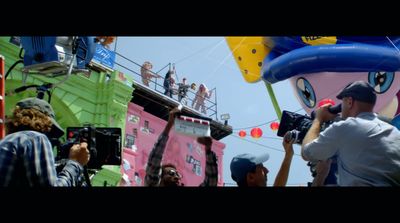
113, 51, 218, 120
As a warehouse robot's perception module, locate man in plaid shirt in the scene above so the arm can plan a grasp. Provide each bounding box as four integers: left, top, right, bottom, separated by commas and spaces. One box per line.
145, 107, 218, 187
0, 98, 90, 186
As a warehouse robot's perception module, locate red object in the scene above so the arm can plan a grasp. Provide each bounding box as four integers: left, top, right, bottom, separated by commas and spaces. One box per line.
318, 98, 335, 108
238, 130, 246, 138
270, 122, 279, 131
250, 128, 263, 139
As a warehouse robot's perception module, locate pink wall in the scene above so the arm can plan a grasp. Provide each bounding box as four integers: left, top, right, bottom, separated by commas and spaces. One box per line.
121, 103, 225, 186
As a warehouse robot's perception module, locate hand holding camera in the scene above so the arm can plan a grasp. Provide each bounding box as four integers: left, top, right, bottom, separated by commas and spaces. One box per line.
278, 103, 343, 145
315, 104, 340, 123
69, 142, 90, 166
282, 132, 295, 155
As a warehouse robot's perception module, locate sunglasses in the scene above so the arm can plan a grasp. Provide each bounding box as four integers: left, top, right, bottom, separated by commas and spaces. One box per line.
166, 169, 182, 178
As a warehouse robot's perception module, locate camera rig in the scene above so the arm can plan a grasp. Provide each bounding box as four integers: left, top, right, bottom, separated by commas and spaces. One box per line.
58, 126, 122, 170
277, 104, 342, 144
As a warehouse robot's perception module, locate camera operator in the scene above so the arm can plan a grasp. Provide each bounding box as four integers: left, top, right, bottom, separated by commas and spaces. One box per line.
229, 131, 295, 187
301, 81, 400, 186
0, 98, 90, 186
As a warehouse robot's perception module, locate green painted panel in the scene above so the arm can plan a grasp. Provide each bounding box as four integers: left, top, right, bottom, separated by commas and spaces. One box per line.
1, 36, 134, 161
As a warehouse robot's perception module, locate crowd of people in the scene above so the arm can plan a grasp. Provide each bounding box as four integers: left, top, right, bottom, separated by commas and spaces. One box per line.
140, 61, 213, 115
1, 74, 399, 187
228, 80, 400, 187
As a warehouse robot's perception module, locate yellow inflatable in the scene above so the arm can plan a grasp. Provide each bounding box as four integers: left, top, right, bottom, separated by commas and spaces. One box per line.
225, 37, 270, 83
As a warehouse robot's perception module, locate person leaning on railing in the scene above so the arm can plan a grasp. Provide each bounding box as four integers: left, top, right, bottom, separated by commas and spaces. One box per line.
141, 61, 162, 87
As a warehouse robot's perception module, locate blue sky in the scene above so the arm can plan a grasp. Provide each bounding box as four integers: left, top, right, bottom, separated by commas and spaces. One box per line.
115, 37, 313, 186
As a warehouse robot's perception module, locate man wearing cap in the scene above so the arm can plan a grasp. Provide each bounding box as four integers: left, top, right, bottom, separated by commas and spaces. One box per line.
301, 81, 400, 186
0, 98, 90, 186
230, 131, 295, 187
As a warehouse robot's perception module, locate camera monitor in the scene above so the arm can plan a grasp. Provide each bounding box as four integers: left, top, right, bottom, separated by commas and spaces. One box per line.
67, 127, 122, 169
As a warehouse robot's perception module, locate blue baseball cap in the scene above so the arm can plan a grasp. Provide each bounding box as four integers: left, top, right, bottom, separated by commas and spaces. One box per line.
230, 153, 269, 183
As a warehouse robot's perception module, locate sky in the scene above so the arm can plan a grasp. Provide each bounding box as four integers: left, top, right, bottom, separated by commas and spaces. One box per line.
114, 37, 313, 186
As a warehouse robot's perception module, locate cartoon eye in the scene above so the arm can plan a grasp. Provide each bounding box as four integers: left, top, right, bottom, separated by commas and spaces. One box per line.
368, 72, 394, 94
296, 77, 316, 108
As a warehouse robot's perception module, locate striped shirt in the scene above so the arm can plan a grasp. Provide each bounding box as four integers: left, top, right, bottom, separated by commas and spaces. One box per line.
0, 131, 83, 186
145, 133, 218, 186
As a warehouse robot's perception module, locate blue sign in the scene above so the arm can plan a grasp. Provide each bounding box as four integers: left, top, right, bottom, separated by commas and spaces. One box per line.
92, 44, 116, 69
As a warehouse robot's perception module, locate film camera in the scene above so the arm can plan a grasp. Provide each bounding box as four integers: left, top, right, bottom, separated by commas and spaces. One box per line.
277, 104, 342, 144
276, 105, 342, 186
56, 126, 122, 169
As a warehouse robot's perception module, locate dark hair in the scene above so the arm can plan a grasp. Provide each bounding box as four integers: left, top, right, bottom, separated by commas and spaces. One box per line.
161, 163, 177, 177
165, 70, 172, 79
6, 107, 53, 134
163, 70, 173, 88
233, 165, 258, 187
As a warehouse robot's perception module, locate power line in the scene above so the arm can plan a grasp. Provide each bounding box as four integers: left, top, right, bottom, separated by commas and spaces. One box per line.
233, 120, 278, 131
256, 136, 283, 140
229, 134, 302, 157
173, 39, 225, 65
231, 132, 283, 141
232, 107, 305, 130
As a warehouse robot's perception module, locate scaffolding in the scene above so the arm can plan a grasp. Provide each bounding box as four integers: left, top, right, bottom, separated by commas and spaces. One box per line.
113, 52, 219, 120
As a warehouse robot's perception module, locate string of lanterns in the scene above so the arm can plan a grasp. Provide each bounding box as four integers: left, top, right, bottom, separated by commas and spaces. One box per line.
237, 97, 335, 139
238, 122, 279, 139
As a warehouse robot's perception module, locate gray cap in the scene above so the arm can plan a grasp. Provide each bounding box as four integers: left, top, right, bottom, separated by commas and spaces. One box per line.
230, 153, 269, 183
336, 81, 377, 104
16, 98, 65, 138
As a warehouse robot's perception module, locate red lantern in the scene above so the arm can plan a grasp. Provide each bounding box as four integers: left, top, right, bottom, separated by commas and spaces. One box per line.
250, 127, 263, 139
318, 98, 335, 108
270, 122, 279, 131
238, 130, 246, 138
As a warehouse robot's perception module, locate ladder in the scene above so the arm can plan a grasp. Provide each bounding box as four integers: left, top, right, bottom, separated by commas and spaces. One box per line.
0, 55, 5, 139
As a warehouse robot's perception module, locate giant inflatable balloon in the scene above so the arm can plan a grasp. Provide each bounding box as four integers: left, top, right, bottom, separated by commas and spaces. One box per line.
226, 37, 270, 83
227, 36, 400, 129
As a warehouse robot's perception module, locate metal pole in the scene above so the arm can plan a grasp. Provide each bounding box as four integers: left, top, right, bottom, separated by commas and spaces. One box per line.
214, 88, 218, 120
173, 63, 179, 82
155, 63, 171, 74
114, 37, 118, 52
